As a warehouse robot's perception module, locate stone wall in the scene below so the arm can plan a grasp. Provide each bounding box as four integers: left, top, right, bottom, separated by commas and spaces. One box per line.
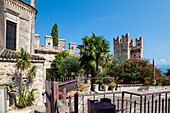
34, 53, 55, 69
0, 60, 45, 106
0, 0, 4, 52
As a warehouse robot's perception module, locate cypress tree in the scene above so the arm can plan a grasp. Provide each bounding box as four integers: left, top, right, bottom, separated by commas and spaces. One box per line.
51, 23, 59, 46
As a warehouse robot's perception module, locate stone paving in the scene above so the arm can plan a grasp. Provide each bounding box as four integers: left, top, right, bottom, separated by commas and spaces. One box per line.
70, 86, 170, 113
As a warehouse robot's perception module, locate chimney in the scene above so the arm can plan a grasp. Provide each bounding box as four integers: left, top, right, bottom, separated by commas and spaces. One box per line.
30, 0, 36, 7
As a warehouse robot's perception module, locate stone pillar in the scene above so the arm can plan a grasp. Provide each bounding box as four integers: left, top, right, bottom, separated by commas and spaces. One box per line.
126, 33, 130, 59
34, 34, 40, 49
0, 0, 4, 52
69, 43, 76, 51
45, 35, 53, 48
58, 39, 65, 51
140, 37, 143, 59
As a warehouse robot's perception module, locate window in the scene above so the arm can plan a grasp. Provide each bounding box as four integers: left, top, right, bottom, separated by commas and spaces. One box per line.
48, 43, 50, 45
6, 21, 16, 50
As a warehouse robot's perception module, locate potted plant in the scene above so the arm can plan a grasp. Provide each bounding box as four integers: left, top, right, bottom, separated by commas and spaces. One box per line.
109, 82, 117, 91
95, 79, 104, 91
82, 83, 91, 93
93, 84, 99, 92
108, 76, 124, 90
102, 84, 109, 91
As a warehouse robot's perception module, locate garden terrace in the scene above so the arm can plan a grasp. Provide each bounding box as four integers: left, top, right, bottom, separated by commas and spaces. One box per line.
45, 77, 170, 113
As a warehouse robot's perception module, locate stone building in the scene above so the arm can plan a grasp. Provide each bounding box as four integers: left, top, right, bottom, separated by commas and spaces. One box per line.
0, 0, 37, 54
113, 33, 143, 59
0, 0, 46, 107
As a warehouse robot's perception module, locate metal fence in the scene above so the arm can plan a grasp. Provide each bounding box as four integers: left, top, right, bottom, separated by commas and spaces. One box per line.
70, 91, 170, 113
45, 77, 170, 113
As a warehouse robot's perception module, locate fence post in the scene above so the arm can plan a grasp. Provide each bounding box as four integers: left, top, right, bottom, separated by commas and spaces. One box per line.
74, 92, 79, 113
121, 92, 124, 113
69, 96, 73, 113
51, 81, 58, 113
45, 80, 50, 113
140, 96, 143, 113
56, 82, 59, 113
63, 87, 67, 105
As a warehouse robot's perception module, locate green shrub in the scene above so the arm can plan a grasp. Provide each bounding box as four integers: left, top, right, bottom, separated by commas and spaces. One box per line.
27, 88, 38, 106
18, 88, 38, 108
18, 89, 28, 108
0, 82, 19, 95
111, 58, 164, 85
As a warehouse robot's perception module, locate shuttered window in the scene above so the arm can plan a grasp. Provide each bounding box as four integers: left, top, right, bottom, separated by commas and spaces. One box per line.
6, 20, 16, 50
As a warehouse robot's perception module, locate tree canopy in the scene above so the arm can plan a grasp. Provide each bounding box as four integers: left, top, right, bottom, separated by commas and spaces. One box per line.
78, 33, 110, 78
51, 22, 59, 46
59, 56, 80, 76
51, 51, 71, 77
16, 48, 31, 93
165, 69, 170, 77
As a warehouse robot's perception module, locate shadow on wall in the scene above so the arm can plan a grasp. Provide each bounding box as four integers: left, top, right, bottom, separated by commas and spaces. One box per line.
137, 86, 149, 92
11, 70, 34, 89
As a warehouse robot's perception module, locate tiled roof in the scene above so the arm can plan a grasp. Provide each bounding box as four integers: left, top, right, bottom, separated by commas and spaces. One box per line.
0, 49, 45, 61
35, 49, 58, 54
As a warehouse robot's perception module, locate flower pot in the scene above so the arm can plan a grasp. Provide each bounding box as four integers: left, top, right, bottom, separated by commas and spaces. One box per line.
86, 85, 91, 93
102, 85, 109, 91
110, 86, 115, 91
93, 84, 99, 92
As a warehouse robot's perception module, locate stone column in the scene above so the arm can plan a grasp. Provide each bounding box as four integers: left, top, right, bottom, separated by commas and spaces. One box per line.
0, 0, 4, 52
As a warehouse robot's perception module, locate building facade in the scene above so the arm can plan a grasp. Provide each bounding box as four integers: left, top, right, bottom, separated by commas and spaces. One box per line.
113, 33, 143, 59
0, 0, 47, 107
0, 0, 37, 54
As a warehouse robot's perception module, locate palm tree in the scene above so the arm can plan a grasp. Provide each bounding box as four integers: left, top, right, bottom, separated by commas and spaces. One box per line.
16, 48, 31, 94
78, 33, 110, 84
27, 65, 37, 78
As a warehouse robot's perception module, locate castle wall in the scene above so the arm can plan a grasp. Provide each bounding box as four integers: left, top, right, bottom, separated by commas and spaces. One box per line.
114, 33, 143, 59
33, 35, 78, 55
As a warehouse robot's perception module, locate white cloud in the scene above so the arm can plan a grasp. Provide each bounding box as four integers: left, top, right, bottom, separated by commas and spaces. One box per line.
156, 59, 170, 65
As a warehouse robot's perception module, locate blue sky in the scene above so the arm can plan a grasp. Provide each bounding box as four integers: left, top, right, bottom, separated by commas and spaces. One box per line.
25, 0, 170, 71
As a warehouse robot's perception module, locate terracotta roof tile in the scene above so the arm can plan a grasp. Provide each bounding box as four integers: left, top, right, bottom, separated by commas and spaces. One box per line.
34, 49, 58, 54
0, 49, 45, 61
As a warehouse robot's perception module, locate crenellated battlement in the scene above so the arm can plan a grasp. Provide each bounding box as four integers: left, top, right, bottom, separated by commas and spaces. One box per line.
33, 34, 77, 55
113, 33, 143, 59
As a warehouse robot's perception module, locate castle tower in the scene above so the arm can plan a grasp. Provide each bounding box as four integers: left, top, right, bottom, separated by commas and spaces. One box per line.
113, 33, 143, 59
69, 43, 76, 51
45, 35, 53, 48
114, 33, 130, 58
30, 0, 36, 7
